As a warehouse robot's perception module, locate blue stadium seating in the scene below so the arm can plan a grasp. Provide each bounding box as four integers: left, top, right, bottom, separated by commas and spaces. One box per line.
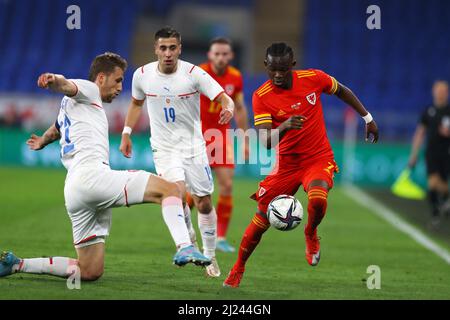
0, 0, 137, 93
303, 0, 450, 140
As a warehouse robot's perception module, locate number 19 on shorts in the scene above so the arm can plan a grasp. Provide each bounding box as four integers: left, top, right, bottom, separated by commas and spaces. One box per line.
164, 107, 175, 122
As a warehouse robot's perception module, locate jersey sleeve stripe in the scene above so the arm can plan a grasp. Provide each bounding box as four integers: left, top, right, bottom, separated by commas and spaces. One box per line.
329, 77, 338, 94
69, 81, 78, 97
256, 83, 272, 94
297, 73, 316, 79
256, 87, 274, 97
189, 65, 196, 74
254, 119, 273, 125
212, 90, 225, 101
254, 113, 272, 119
141, 66, 145, 74
146, 93, 158, 97
254, 117, 272, 122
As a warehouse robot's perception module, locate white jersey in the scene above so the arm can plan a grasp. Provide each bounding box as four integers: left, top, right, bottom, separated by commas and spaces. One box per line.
55, 79, 109, 172
132, 59, 224, 157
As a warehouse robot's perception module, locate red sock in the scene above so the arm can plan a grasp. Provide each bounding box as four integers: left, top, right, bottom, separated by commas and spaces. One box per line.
305, 187, 328, 236
233, 214, 269, 272
185, 192, 194, 209
217, 195, 233, 238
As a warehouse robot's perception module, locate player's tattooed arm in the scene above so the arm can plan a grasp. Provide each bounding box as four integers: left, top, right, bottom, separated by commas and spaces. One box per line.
335, 82, 379, 143
27, 124, 61, 151
257, 115, 307, 149
37, 73, 77, 97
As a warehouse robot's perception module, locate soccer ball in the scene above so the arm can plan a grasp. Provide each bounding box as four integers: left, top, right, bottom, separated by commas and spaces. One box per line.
267, 195, 303, 231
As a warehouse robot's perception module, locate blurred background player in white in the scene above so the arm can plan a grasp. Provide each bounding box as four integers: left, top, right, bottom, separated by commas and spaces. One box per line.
119, 27, 235, 277
0, 53, 211, 281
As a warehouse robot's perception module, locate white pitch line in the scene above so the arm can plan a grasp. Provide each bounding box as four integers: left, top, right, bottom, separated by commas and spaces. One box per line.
344, 184, 450, 265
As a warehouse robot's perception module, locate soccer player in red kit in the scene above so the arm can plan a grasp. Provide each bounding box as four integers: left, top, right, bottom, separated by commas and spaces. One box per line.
189, 37, 249, 253
223, 43, 379, 288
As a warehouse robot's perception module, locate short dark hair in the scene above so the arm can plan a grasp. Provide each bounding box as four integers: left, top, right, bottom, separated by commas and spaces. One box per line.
209, 37, 233, 48
154, 26, 181, 42
88, 52, 127, 81
266, 42, 294, 59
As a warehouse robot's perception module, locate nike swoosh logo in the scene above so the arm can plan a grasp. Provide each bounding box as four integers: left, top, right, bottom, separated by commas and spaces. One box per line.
204, 231, 215, 236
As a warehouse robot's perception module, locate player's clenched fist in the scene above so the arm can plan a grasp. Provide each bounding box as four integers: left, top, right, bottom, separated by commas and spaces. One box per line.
37, 73, 56, 89
282, 115, 307, 130
119, 134, 133, 158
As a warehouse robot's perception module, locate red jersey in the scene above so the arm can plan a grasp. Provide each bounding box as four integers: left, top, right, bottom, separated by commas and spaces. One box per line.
199, 62, 243, 132
252, 69, 338, 161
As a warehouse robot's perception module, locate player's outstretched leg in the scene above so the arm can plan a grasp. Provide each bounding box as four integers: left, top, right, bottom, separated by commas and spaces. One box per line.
143, 175, 211, 267
223, 214, 269, 288
304, 186, 329, 266
1, 251, 78, 278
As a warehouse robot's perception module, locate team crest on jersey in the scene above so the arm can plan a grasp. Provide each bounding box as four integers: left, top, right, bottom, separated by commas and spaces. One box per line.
306, 93, 316, 105
225, 84, 235, 95
166, 98, 171, 104
277, 109, 286, 116
258, 187, 266, 197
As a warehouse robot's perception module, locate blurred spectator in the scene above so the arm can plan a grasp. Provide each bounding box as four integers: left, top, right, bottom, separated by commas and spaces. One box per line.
0, 104, 22, 128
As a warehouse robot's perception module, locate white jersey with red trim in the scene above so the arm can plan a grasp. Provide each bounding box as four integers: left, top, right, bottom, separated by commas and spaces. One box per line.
132, 59, 224, 157
55, 79, 109, 172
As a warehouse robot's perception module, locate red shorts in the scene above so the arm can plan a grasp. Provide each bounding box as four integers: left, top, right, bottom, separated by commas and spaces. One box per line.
252, 155, 339, 214
204, 128, 235, 169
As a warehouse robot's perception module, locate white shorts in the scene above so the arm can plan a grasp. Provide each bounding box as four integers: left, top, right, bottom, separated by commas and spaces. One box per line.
153, 150, 214, 197
64, 165, 151, 248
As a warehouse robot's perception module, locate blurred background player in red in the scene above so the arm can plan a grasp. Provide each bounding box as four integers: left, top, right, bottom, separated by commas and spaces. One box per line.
187, 37, 249, 253
224, 42, 379, 288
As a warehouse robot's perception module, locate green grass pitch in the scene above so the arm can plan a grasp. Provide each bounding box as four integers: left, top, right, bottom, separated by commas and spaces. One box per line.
0, 167, 449, 299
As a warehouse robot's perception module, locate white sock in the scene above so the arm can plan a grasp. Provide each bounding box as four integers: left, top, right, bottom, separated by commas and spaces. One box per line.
12, 257, 78, 278
198, 207, 217, 259
184, 204, 197, 244
162, 196, 191, 250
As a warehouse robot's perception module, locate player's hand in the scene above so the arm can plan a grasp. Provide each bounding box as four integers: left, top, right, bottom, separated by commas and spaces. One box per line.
365, 120, 379, 143
282, 115, 307, 130
26, 134, 45, 150
119, 134, 133, 158
37, 73, 56, 89
219, 108, 233, 125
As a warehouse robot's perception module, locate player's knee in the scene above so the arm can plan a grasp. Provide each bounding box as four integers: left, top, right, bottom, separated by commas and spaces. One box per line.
219, 180, 233, 196
196, 197, 213, 213
164, 182, 182, 199
81, 266, 104, 281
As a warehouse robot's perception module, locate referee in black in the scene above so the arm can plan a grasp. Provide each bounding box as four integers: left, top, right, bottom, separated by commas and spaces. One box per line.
408, 80, 450, 228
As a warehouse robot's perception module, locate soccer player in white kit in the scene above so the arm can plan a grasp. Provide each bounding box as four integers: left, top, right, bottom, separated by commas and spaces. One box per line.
119, 27, 235, 277
0, 53, 211, 282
